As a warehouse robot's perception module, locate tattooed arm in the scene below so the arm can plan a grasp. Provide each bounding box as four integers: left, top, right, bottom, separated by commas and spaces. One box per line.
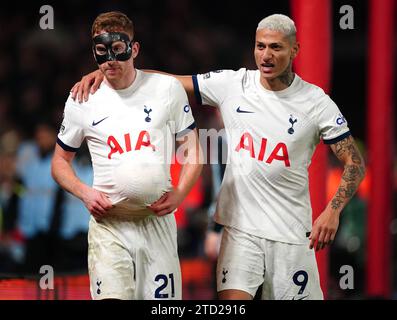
309, 135, 366, 251
329, 136, 366, 210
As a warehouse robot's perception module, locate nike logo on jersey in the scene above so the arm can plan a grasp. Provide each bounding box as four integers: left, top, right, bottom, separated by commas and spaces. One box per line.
236, 106, 254, 113
292, 295, 309, 300
92, 116, 109, 126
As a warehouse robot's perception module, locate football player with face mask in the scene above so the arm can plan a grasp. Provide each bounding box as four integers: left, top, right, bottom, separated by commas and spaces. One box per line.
51, 11, 203, 300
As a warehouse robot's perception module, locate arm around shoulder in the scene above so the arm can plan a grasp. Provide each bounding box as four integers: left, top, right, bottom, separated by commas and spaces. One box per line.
143, 69, 194, 95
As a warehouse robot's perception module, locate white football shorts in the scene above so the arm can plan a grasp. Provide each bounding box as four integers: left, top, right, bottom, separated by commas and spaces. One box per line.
88, 213, 181, 300
217, 226, 323, 300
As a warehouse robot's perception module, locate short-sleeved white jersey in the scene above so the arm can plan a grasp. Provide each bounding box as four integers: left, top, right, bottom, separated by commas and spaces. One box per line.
58, 69, 195, 209
193, 68, 350, 244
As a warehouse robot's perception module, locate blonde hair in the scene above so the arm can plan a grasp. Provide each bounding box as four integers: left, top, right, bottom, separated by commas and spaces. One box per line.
257, 14, 296, 41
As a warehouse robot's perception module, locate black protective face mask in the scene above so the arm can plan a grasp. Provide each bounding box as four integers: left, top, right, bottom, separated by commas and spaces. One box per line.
92, 32, 133, 65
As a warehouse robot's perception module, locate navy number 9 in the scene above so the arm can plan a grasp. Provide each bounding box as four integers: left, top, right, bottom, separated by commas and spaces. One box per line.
293, 270, 308, 294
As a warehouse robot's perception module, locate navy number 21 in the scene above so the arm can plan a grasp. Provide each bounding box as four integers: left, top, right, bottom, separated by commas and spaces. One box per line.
154, 273, 175, 298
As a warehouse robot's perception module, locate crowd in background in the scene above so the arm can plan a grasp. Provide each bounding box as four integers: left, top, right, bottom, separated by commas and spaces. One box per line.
0, 1, 395, 299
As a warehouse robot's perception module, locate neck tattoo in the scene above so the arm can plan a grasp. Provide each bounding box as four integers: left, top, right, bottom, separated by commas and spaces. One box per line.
278, 68, 295, 87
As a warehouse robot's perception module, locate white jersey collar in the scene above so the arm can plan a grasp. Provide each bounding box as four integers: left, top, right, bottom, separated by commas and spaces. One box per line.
255, 70, 301, 97
104, 69, 142, 96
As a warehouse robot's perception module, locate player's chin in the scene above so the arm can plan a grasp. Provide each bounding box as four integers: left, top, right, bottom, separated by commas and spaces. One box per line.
104, 70, 121, 78
259, 67, 277, 78
261, 72, 275, 79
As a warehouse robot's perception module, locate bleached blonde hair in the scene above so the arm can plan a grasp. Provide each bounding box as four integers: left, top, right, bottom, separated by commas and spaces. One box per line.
257, 14, 296, 41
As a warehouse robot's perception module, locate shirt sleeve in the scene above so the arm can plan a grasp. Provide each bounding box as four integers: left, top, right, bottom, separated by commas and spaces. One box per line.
317, 95, 351, 144
168, 78, 196, 137
57, 96, 85, 152
192, 69, 238, 107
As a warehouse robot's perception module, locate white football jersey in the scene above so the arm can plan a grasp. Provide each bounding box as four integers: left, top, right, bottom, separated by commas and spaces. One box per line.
58, 70, 195, 213
193, 68, 350, 244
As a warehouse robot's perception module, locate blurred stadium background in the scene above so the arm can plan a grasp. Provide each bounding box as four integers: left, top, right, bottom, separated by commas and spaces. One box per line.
0, 0, 395, 300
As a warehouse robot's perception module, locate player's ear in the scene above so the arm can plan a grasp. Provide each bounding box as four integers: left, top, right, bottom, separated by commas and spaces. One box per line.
132, 41, 140, 59
291, 41, 300, 60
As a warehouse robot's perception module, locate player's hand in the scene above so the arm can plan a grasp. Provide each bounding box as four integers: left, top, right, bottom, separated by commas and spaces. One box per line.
204, 231, 222, 260
309, 208, 340, 251
81, 187, 113, 220
147, 189, 185, 217
71, 70, 104, 103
